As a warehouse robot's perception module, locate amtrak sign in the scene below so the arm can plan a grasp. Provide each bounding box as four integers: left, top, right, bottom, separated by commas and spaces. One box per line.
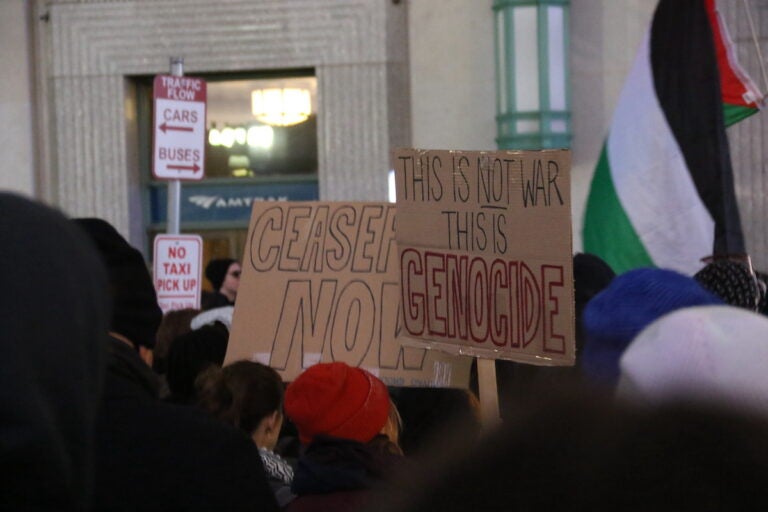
188, 194, 289, 209
152, 75, 206, 180
148, 181, 319, 224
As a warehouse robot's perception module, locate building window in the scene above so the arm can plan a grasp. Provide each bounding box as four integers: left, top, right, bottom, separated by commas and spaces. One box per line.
493, 0, 571, 149
138, 71, 319, 272
205, 76, 318, 179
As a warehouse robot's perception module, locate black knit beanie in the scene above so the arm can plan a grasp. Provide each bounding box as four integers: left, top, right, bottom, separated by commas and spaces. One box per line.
573, 253, 616, 354
205, 258, 236, 291
74, 218, 162, 348
694, 260, 760, 312
574, 253, 616, 316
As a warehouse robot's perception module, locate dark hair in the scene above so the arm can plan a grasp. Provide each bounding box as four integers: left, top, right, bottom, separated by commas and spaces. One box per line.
205, 258, 237, 291
153, 308, 200, 374
390, 388, 481, 456
197, 360, 284, 435
165, 323, 229, 403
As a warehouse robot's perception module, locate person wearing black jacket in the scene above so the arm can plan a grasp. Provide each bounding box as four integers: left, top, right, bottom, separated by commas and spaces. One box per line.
76, 218, 278, 512
202, 258, 240, 310
0, 194, 110, 510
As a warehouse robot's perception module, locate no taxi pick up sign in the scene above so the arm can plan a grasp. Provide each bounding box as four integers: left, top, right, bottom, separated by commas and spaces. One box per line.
153, 75, 206, 180
153, 234, 202, 313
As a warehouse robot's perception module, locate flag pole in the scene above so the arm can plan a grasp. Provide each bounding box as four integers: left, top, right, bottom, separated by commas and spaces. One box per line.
741, 0, 768, 99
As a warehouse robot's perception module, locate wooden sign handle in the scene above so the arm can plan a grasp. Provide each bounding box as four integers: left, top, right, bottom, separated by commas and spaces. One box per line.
477, 358, 500, 428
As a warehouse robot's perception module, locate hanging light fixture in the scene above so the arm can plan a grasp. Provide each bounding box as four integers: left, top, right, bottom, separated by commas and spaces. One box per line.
251, 87, 312, 126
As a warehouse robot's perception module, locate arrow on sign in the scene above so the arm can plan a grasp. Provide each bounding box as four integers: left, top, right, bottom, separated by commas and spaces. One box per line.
160, 122, 194, 133
167, 163, 201, 172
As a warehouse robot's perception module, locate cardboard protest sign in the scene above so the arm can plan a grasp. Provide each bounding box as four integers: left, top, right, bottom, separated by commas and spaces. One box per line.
226, 202, 472, 387
394, 148, 575, 366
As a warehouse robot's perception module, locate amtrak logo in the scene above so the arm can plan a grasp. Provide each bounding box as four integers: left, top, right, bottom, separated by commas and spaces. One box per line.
189, 195, 219, 209
188, 194, 288, 209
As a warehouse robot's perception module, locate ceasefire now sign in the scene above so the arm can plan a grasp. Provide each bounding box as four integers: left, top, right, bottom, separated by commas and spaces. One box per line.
152, 75, 206, 180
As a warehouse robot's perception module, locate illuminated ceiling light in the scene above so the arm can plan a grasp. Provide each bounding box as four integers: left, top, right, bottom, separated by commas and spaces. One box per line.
247, 125, 274, 149
228, 155, 250, 169
231, 168, 251, 178
234, 127, 247, 145
251, 87, 312, 126
220, 127, 236, 148
208, 129, 222, 146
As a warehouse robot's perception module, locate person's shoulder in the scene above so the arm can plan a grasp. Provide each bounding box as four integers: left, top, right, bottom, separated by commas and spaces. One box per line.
201, 290, 231, 310
95, 400, 279, 511
151, 402, 279, 510
105, 398, 262, 466
159, 401, 257, 450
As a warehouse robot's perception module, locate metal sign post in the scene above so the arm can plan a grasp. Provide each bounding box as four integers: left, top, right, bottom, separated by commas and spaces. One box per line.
168, 57, 184, 235
151, 57, 207, 311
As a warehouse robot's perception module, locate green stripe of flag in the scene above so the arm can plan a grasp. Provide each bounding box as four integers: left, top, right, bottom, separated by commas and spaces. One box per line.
583, 144, 654, 275
723, 103, 759, 127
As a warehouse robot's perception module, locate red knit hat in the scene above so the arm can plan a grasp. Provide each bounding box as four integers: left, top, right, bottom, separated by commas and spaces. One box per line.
284, 362, 390, 445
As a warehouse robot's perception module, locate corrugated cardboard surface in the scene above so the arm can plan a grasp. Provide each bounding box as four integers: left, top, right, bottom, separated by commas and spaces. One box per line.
226, 201, 472, 386
394, 148, 575, 366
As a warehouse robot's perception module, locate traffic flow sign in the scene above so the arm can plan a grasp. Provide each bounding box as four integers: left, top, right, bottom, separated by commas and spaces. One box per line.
153, 75, 206, 180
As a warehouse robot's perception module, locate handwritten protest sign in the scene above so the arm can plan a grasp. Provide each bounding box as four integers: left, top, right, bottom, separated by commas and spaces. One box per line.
226, 202, 472, 386
394, 148, 575, 366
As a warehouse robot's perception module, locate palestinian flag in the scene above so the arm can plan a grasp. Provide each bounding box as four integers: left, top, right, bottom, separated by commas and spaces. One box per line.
709, 1, 763, 126
582, 0, 763, 276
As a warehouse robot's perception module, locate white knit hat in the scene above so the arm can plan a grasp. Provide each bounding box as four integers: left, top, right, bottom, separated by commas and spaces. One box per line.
190, 305, 234, 331
617, 305, 768, 416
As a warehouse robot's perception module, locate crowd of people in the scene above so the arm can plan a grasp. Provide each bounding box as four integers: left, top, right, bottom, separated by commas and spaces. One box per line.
3, 190, 768, 510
